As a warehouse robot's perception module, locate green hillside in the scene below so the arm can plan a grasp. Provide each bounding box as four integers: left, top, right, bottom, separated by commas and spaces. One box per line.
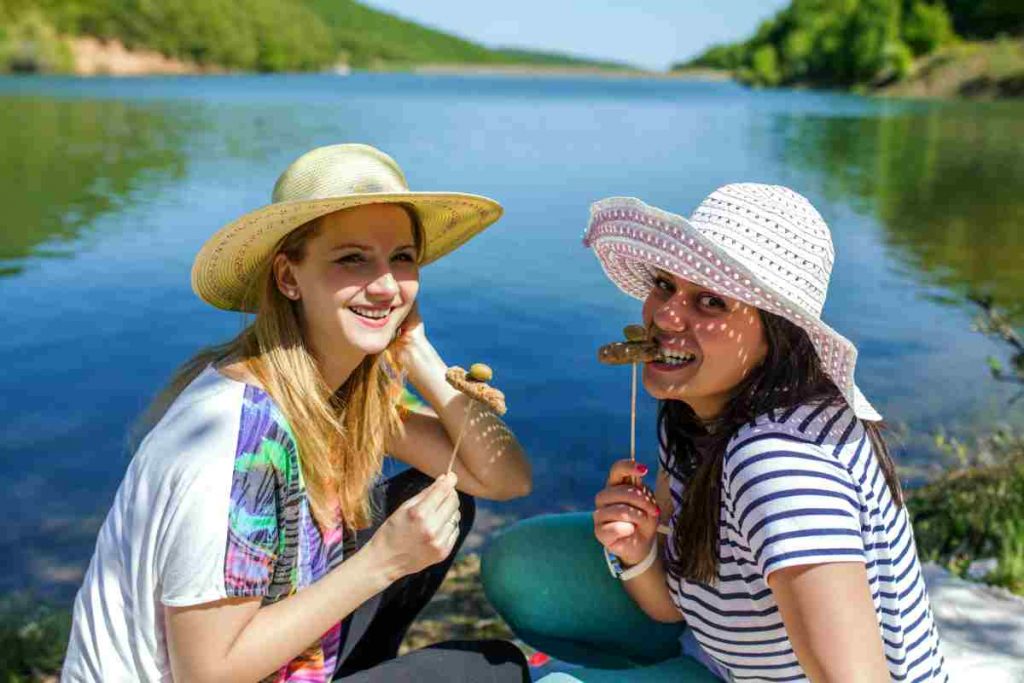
673, 0, 1024, 94
0, 0, 628, 73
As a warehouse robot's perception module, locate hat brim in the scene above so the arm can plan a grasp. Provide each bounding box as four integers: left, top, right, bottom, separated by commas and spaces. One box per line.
584, 197, 881, 421
192, 191, 502, 312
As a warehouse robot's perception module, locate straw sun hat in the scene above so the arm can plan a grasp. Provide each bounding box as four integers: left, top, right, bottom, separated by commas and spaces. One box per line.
583, 183, 881, 421
192, 143, 503, 312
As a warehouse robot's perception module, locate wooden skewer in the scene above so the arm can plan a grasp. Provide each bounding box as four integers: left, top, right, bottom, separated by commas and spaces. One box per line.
629, 361, 641, 487
630, 361, 638, 462
446, 400, 475, 474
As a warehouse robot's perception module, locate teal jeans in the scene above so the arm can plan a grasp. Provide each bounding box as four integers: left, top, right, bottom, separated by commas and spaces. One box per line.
480, 513, 721, 682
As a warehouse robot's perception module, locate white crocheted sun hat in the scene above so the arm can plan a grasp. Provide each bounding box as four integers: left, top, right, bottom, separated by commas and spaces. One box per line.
583, 183, 881, 421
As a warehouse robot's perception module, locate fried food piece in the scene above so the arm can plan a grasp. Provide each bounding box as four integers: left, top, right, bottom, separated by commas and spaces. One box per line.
597, 341, 659, 365
445, 366, 507, 416
468, 363, 493, 382
623, 325, 648, 342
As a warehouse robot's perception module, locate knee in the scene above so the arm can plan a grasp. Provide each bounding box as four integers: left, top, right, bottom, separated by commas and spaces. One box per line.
480, 513, 596, 620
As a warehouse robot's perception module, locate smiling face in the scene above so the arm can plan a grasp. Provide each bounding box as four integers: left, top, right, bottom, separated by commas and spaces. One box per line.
273, 203, 419, 381
641, 269, 769, 419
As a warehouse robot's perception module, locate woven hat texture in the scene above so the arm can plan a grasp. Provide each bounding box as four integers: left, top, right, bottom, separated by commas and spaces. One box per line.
192, 143, 502, 312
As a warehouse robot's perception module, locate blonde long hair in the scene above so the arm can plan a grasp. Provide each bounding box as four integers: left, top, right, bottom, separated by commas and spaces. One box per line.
140, 214, 411, 531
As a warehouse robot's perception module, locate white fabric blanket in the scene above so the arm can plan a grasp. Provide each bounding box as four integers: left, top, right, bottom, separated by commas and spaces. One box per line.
923, 562, 1024, 680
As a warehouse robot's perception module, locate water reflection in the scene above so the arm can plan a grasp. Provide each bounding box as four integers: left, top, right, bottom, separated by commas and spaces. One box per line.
1, 75, 1023, 600
0, 97, 189, 276
777, 102, 1024, 320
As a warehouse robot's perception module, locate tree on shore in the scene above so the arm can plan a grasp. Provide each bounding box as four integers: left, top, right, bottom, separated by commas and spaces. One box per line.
677, 0, 1021, 88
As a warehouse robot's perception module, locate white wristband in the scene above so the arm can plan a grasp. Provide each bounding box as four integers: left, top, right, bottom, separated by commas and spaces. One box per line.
620, 540, 659, 581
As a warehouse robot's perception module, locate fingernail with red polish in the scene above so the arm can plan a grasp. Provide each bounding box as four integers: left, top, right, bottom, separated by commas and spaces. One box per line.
636, 464, 649, 475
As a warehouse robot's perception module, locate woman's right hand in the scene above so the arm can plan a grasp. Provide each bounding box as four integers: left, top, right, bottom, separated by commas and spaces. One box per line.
594, 460, 659, 566
367, 472, 462, 579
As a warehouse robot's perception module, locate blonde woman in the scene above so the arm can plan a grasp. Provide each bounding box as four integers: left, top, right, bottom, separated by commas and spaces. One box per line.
62, 144, 532, 682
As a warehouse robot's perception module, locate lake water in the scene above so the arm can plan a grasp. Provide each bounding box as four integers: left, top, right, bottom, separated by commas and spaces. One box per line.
1, 73, 1022, 600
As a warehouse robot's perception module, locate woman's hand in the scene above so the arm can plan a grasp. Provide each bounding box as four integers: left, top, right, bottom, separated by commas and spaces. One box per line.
396, 301, 428, 361
594, 459, 660, 566
365, 472, 462, 580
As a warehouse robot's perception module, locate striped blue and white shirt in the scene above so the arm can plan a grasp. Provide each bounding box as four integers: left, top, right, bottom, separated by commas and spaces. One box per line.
661, 401, 946, 682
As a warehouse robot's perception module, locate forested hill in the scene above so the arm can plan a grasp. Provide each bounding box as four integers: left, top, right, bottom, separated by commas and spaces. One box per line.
0, 0, 628, 73
674, 0, 1024, 92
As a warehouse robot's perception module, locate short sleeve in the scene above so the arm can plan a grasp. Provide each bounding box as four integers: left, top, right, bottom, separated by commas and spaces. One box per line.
158, 387, 288, 606
221, 396, 293, 598
158, 465, 238, 607
723, 433, 866, 580
222, 437, 283, 597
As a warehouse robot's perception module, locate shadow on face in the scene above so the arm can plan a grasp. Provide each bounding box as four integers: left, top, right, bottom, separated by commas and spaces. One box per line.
640, 269, 768, 419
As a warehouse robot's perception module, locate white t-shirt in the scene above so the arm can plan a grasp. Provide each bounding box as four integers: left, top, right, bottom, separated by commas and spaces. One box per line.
661, 401, 947, 682
62, 366, 347, 682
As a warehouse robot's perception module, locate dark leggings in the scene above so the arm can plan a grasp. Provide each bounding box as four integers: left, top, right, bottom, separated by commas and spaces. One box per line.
333, 468, 529, 683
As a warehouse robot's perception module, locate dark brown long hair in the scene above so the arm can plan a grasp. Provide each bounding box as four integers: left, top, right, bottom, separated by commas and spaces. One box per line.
660, 310, 903, 584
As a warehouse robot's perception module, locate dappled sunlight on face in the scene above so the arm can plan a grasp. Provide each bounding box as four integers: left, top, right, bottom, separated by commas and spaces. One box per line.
640, 269, 768, 419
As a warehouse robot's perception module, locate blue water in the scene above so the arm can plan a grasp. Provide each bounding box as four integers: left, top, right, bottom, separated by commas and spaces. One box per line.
1, 73, 1022, 599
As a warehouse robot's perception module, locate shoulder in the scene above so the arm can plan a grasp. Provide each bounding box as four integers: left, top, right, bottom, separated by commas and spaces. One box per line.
132, 367, 245, 482
721, 403, 870, 570
233, 383, 299, 486
721, 401, 867, 501
725, 401, 862, 467
132, 367, 296, 489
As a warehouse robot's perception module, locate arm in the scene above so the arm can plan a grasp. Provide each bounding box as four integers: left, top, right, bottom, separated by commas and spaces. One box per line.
768, 562, 890, 682
166, 473, 461, 683
166, 542, 393, 682
725, 435, 890, 682
618, 547, 684, 624
593, 460, 683, 623
387, 308, 531, 501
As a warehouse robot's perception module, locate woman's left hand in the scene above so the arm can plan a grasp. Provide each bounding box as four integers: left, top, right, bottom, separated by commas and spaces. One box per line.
397, 301, 427, 351
395, 302, 434, 386
594, 460, 660, 565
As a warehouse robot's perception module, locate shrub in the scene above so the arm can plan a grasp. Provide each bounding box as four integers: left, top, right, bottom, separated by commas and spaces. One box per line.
750, 44, 782, 86
0, 595, 72, 680
0, 8, 73, 73
903, 1, 955, 56
908, 431, 1024, 595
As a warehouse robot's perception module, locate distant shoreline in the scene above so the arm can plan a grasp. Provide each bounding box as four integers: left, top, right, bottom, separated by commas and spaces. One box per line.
58, 37, 730, 81
410, 64, 732, 81
20, 39, 1024, 101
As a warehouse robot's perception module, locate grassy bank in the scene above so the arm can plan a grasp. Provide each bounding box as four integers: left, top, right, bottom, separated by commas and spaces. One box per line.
0, 594, 69, 681
878, 37, 1024, 98
907, 433, 1024, 594
675, 0, 1024, 99
673, 37, 1024, 100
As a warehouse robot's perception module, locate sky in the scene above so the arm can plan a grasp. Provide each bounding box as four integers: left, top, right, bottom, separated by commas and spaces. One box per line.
363, 0, 791, 71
